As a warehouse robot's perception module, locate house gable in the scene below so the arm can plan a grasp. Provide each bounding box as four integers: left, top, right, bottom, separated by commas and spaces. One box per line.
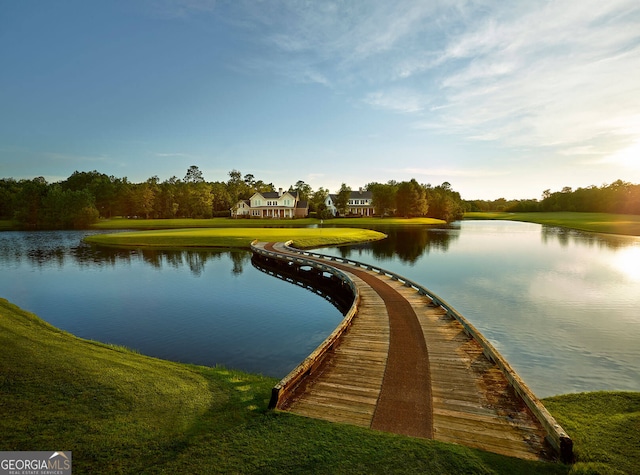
233, 189, 307, 218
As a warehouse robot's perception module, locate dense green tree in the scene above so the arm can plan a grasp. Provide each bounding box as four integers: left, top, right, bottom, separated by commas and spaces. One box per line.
0, 178, 20, 219
396, 179, 428, 217
14, 177, 48, 227
211, 181, 232, 214
335, 183, 351, 216
42, 186, 99, 228
426, 182, 464, 222
310, 187, 329, 215
184, 165, 205, 184
367, 181, 397, 216
290, 180, 312, 203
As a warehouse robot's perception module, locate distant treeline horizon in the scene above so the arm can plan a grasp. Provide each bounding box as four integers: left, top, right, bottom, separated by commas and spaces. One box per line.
1, 168, 637, 229
0, 167, 465, 229
466, 179, 640, 215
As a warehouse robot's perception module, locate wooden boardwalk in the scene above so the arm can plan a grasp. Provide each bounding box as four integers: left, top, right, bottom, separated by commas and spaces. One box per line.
253, 242, 571, 462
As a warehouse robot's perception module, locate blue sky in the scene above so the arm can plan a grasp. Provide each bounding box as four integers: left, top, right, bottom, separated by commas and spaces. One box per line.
1, 0, 639, 200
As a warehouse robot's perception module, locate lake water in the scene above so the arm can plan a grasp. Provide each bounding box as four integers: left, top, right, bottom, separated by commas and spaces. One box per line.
320, 221, 640, 397
1, 221, 639, 397
0, 230, 343, 378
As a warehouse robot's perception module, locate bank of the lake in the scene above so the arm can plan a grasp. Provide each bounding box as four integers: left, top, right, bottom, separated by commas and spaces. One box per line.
4, 298, 638, 474
83, 227, 387, 249
91, 216, 446, 231
465, 212, 640, 236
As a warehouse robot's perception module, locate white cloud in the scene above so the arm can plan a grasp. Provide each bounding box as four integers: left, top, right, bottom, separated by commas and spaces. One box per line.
364, 89, 430, 113
172, 0, 640, 172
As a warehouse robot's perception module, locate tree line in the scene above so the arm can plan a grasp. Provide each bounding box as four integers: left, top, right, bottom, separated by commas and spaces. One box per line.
0, 167, 466, 229
465, 180, 640, 215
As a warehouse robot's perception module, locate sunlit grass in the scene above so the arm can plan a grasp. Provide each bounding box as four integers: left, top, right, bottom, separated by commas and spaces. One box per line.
1, 298, 575, 474
84, 227, 387, 249
464, 212, 640, 236
92, 217, 319, 229
544, 392, 640, 475
92, 216, 446, 230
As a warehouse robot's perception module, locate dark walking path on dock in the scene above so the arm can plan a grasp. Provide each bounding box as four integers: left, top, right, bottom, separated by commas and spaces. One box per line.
253, 242, 572, 462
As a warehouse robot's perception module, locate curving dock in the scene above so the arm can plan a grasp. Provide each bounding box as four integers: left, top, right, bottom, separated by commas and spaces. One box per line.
251, 241, 572, 463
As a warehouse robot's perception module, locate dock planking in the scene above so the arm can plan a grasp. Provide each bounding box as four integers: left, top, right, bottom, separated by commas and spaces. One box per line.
255, 242, 562, 461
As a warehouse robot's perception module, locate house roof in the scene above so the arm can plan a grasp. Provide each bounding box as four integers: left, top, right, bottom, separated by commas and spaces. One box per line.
296, 200, 308, 209
328, 190, 373, 200
258, 191, 299, 199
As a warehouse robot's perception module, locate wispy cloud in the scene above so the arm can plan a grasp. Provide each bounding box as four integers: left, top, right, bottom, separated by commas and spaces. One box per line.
147, 0, 640, 174
364, 89, 430, 113
225, 0, 640, 162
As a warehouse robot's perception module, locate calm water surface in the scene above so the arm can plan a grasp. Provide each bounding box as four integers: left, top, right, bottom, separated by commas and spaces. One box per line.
320, 220, 640, 397
1, 221, 639, 397
0, 230, 343, 378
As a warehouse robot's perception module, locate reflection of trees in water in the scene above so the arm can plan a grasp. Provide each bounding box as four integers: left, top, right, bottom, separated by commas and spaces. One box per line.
0, 232, 251, 277
541, 225, 639, 250
229, 250, 250, 275
335, 226, 460, 264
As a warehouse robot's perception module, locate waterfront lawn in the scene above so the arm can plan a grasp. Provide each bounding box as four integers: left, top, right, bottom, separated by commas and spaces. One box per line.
464, 212, 640, 236
544, 392, 640, 475
83, 227, 387, 249
92, 216, 446, 230
0, 220, 15, 230
93, 217, 319, 229
0, 298, 572, 474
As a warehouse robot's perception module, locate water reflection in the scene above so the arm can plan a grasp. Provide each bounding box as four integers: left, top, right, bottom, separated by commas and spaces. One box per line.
0, 230, 343, 378
326, 225, 460, 264
251, 254, 354, 315
0, 230, 252, 277
3, 223, 639, 397
318, 221, 640, 397
541, 225, 640, 250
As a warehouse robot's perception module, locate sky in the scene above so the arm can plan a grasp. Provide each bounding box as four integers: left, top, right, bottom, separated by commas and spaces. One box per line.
1, 0, 639, 200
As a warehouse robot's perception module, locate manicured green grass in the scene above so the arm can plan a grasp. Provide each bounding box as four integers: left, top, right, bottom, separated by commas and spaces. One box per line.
84, 227, 387, 249
0, 220, 16, 230
325, 217, 446, 226
544, 392, 640, 475
0, 298, 573, 474
92, 217, 320, 229
464, 212, 640, 236
92, 216, 446, 230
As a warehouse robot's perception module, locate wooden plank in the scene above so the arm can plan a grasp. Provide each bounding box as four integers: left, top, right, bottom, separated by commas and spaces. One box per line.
260, 243, 555, 461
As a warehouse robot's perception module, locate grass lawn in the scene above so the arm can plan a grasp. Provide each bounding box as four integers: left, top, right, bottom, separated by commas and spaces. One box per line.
91, 216, 446, 230
0, 220, 16, 230
544, 392, 640, 475
84, 227, 387, 249
0, 298, 582, 474
464, 212, 640, 236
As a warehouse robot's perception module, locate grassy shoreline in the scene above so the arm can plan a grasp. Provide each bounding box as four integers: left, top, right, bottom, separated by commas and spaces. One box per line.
464, 212, 640, 236
2, 298, 638, 473
90, 216, 446, 230
84, 227, 387, 249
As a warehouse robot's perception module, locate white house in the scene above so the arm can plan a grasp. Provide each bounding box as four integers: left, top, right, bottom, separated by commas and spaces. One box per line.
325, 188, 375, 216
231, 189, 308, 218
